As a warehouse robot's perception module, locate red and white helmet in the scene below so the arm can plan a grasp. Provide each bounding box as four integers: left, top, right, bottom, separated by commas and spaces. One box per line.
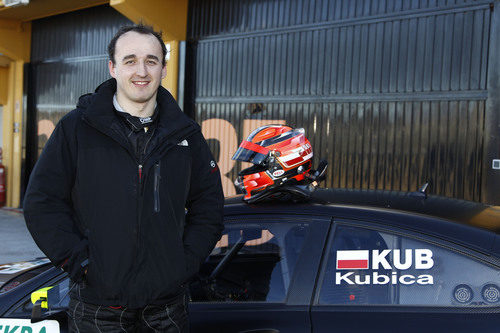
232, 125, 313, 201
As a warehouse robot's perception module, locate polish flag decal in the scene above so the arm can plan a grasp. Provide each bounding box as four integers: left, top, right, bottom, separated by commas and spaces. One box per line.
336, 250, 369, 270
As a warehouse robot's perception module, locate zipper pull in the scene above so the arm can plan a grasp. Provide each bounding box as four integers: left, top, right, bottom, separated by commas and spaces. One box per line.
138, 164, 143, 186
154, 162, 161, 213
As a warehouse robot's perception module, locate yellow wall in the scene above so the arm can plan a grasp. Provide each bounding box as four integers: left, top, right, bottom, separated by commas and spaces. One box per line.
0, 19, 30, 62
110, 0, 188, 99
110, 0, 187, 40
2, 60, 24, 207
0, 19, 30, 207
0, 66, 8, 105
164, 39, 179, 99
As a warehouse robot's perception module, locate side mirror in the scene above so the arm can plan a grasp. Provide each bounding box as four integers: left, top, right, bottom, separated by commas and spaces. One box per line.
30, 285, 60, 323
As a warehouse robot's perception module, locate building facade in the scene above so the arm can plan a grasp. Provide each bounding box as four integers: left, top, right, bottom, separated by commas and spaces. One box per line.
0, 0, 499, 206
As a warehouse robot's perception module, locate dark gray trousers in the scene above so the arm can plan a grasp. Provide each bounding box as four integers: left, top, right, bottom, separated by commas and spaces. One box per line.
67, 295, 189, 333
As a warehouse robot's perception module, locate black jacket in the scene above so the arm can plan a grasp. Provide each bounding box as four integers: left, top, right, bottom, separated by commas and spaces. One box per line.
23, 79, 224, 307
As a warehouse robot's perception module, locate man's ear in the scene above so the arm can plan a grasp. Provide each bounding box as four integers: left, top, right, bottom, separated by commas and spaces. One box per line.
108, 60, 116, 78
161, 64, 167, 80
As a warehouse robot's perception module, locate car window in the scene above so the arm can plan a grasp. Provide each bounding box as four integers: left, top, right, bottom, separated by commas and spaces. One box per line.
318, 224, 500, 306
190, 219, 311, 303
7, 277, 70, 317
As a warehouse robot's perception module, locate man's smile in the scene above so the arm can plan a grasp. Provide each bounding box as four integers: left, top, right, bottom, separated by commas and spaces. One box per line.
132, 80, 150, 86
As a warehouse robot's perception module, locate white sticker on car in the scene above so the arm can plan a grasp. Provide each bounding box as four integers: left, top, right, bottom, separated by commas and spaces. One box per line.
335, 249, 434, 285
0, 319, 59, 333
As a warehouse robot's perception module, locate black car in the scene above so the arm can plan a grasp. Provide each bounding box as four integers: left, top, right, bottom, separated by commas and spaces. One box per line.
1, 188, 499, 332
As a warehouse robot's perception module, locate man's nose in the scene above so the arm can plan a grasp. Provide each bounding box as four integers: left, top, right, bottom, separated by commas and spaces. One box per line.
136, 61, 147, 76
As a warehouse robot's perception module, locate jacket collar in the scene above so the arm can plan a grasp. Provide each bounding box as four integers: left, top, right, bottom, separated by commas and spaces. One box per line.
79, 78, 198, 145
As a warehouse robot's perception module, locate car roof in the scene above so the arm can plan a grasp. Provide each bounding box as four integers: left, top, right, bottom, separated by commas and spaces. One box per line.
0, 259, 51, 286
224, 188, 500, 258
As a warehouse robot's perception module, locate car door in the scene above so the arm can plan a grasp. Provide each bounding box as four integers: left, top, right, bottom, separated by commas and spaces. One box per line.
189, 214, 331, 333
311, 218, 500, 333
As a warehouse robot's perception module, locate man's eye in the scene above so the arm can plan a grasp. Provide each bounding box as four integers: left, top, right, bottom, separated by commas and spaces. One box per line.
125, 60, 135, 65
147, 60, 157, 65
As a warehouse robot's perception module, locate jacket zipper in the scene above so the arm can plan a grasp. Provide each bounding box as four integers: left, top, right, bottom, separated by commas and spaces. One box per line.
154, 162, 161, 213
135, 127, 159, 258
141, 127, 156, 164
138, 164, 143, 188
136, 163, 143, 258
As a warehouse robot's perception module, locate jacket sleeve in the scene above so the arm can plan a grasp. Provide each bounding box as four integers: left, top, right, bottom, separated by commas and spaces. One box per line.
184, 131, 224, 278
23, 118, 88, 282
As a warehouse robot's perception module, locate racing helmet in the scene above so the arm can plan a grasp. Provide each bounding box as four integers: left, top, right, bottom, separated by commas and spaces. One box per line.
232, 125, 313, 201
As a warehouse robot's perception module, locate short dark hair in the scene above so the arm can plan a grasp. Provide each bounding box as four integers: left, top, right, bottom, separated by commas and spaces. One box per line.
108, 24, 167, 66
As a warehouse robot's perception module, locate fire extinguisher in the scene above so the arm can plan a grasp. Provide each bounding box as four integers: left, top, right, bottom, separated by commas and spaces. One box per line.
0, 148, 5, 207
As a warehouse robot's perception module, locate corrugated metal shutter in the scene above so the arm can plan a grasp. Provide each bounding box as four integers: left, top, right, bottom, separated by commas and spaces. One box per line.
187, 0, 492, 201
30, 5, 131, 153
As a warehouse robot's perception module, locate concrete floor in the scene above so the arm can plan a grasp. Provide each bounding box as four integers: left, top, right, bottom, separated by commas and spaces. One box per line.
0, 209, 45, 265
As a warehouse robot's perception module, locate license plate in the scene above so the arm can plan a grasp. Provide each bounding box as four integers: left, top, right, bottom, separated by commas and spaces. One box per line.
0, 318, 60, 333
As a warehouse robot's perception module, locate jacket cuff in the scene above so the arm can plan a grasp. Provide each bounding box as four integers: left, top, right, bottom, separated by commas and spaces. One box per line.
61, 239, 89, 283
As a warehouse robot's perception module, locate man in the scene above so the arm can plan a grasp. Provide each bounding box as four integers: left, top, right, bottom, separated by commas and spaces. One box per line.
23, 24, 224, 332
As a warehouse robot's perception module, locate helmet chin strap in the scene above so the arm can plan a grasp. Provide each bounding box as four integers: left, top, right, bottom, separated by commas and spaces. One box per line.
241, 159, 329, 204
238, 163, 268, 176
244, 182, 315, 204
304, 159, 328, 183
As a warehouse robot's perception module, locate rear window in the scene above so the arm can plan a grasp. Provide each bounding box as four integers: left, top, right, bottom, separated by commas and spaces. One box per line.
318, 224, 500, 306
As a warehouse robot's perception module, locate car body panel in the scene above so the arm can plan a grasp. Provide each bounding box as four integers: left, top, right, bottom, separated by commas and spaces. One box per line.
311, 307, 500, 333
190, 303, 310, 333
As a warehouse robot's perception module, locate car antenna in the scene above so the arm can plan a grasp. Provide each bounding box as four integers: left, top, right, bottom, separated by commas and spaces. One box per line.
410, 182, 430, 199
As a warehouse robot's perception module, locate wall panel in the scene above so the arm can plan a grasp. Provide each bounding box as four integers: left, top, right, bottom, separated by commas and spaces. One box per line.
188, 0, 492, 201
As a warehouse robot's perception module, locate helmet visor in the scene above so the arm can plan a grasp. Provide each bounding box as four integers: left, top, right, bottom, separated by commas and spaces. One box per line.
232, 147, 268, 165
231, 141, 269, 165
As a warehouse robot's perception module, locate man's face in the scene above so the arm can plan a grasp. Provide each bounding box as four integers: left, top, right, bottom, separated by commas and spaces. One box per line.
108, 31, 166, 104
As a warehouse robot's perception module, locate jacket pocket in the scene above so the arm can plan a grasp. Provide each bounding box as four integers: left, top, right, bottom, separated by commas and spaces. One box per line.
154, 162, 161, 213
86, 241, 101, 290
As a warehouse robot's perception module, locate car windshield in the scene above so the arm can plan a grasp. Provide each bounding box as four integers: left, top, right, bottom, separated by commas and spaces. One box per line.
6, 277, 70, 317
